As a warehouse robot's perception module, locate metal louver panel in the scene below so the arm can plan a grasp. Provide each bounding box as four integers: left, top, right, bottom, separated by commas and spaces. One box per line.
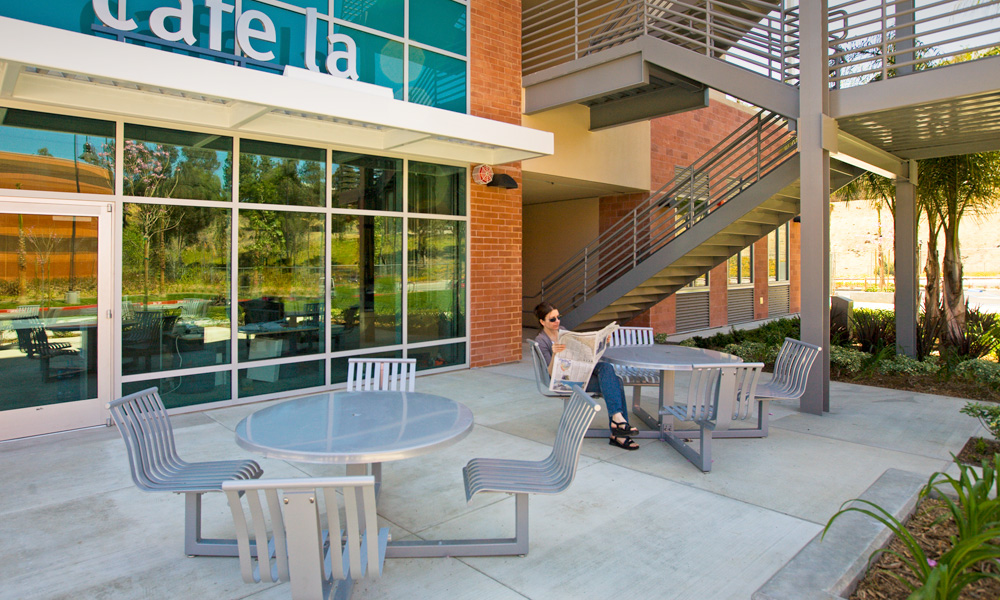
728, 287, 755, 324
675, 290, 710, 332
768, 283, 790, 317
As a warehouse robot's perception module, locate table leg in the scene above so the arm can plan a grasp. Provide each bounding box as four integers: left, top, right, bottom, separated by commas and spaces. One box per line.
631, 369, 674, 432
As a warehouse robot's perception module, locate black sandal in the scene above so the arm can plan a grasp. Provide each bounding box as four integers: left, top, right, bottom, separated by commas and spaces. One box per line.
609, 436, 639, 450
611, 421, 639, 437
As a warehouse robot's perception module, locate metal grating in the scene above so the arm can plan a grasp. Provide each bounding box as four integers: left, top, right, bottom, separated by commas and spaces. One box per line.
768, 283, 790, 317
727, 287, 755, 324
675, 290, 710, 332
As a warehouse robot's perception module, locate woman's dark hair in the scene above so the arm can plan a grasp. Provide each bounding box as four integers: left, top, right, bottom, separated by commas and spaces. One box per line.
534, 301, 557, 323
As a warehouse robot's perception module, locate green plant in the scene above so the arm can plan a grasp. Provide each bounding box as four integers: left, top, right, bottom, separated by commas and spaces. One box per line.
954, 359, 1000, 391
877, 354, 939, 376
961, 403, 1000, 439
824, 455, 1000, 599
916, 311, 942, 361
829, 345, 869, 376
721, 341, 780, 365
851, 308, 896, 353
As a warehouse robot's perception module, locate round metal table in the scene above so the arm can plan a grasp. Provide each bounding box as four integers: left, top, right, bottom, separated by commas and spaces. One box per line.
601, 344, 742, 431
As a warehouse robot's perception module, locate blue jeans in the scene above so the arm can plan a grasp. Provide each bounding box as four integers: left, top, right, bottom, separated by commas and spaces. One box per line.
586, 361, 628, 429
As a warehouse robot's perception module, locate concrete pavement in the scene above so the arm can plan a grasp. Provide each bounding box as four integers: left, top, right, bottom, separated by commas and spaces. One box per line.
0, 343, 986, 600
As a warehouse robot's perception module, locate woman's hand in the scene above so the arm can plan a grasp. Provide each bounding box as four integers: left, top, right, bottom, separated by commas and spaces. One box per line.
553, 343, 566, 355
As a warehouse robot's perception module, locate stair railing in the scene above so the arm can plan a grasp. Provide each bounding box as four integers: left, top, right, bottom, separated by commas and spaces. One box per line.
540, 109, 796, 313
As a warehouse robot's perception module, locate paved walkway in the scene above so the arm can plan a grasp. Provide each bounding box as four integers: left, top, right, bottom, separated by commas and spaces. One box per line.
0, 345, 986, 600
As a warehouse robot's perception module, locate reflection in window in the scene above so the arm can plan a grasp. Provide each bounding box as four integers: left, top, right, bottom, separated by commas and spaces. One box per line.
408, 48, 467, 113
123, 371, 232, 410
122, 204, 232, 376
0, 213, 100, 410
124, 124, 232, 201
0, 108, 114, 194
410, 0, 467, 55
240, 139, 324, 207
408, 220, 465, 343
335, 0, 404, 37
238, 210, 326, 361
238, 359, 324, 399
331, 152, 402, 211
728, 246, 754, 285
409, 342, 466, 371
331, 214, 402, 351
409, 162, 465, 215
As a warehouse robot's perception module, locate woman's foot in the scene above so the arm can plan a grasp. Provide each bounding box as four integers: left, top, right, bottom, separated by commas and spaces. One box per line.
610, 420, 639, 437
609, 436, 639, 450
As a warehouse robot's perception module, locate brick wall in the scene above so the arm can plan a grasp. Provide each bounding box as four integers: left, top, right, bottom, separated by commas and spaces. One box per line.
467, 0, 523, 367
754, 237, 769, 320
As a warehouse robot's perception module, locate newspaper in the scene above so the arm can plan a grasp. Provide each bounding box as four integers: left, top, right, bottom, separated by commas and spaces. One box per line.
548, 322, 619, 393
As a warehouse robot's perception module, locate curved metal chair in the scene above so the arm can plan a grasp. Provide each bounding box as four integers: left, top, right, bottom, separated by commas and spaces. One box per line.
223, 476, 388, 600
107, 387, 263, 556
346, 358, 416, 392
755, 337, 822, 406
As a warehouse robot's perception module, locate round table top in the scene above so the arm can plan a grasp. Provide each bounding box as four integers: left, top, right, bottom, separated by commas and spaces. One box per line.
601, 344, 742, 371
235, 391, 474, 464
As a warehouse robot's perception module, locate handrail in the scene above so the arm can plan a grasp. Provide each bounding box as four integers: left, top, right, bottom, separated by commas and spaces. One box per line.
524, 0, 1000, 89
540, 109, 796, 313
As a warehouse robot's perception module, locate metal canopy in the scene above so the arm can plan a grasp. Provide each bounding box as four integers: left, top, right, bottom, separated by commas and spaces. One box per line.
0, 18, 553, 166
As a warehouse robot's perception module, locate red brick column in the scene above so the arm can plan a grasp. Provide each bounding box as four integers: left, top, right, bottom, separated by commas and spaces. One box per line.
709, 263, 728, 327
467, 0, 523, 367
754, 237, 769, 320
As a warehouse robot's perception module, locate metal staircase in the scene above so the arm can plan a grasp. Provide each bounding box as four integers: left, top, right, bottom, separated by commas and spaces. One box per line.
544, 109, 864, 331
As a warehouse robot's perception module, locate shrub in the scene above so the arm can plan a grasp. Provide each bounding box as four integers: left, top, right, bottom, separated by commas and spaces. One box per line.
721, 342, 780, 365
945, 305, 1000, 359
961, 402, 1000, 439
954, 359, 1000, 391
877, 354, 939, 376
829, 345, 869, 376
851, 308, 896, 352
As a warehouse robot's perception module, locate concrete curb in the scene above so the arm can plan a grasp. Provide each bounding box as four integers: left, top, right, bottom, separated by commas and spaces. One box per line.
752, 468, 928, 600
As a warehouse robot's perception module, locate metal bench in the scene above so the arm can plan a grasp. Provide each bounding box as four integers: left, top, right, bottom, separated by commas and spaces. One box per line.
107, 387, 263, 556
346, 358, 416, 392
659, 363, 764, 472
754, 338, 823, 421
223, 476, 388, 600
607, 326, 660, 406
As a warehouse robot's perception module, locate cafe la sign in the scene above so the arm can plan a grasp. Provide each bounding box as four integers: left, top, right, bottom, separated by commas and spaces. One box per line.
92, 0, 360, 80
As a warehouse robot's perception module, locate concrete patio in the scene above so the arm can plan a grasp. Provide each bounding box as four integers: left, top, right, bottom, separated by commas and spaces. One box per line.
0, 343, 986, 600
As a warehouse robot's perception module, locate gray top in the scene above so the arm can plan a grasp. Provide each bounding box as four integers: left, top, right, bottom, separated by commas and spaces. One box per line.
235, 391, 474, 464
601, 345, 742, 371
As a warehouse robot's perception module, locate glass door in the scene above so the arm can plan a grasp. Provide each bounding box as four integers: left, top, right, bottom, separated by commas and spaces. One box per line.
0, 199, 111, 440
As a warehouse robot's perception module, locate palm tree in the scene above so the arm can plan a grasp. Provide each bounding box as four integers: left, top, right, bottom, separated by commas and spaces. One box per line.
919, 152, 1000, 347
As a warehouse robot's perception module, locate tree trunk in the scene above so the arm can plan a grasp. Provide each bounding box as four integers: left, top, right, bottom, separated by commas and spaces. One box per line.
17, 215, 26, 300
923, 238, 940, 322
940, 222, 965, 347
158, 227, 166, 294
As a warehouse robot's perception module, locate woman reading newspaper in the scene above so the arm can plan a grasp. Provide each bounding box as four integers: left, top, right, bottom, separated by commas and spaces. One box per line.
534, 302, 640, 450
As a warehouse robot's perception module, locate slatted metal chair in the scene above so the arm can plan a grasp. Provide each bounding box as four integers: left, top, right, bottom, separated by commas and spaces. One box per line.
107, 387, 263, 556
346, 358, 416, 392
754, 338, 823, 412
659, 363, 764, 472
223, 476, 388, 600
30, 325, 80, 381
457, 384, 599, 556
607, 326, 660, 405
528, 340, 569, 400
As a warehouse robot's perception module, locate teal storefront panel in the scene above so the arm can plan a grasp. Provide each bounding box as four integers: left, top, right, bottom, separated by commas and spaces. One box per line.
2, 0, 467, 112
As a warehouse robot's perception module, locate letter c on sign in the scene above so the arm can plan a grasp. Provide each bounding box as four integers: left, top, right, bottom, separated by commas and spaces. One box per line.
93, 0, 137, 31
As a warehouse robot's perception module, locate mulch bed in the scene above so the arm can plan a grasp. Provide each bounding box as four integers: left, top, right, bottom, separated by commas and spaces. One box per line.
831, 371, 1000, 404
850, 499, 1000, 599
956, 437, 1000, 466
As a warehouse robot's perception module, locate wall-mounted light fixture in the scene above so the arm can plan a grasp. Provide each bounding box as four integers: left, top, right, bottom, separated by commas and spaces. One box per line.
486, 173, 518, 189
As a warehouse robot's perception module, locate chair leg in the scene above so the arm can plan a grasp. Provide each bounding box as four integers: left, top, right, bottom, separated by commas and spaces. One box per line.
184, 492, 244, 557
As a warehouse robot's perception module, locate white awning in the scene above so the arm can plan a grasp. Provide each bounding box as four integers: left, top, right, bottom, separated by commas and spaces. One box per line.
0, 17, 553, 165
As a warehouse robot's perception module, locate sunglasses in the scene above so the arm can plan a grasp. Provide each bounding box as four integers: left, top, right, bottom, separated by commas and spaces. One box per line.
547, 315, 561, 322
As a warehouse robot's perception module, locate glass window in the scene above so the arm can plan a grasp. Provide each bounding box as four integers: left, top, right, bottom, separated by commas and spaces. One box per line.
777, 223, 789, 281
122, 204, 232, 375
123, 371, 232, 410
124, 124, 232, 201
410, 0, 467, 56
409, 342, 466, 371
335, 25, 405, 100
0, 108, 114, 195
237, 209, 326, 361
335, 0, 404, 37
331, 152, 403, 211
408, 48, 467, 113
239, 139, 324, 206
238, 359, 325, 399
728, 246, 753, 285
686, 273, 708, 288
768, 229, 777, 280
330, 214, 402, 351
408, 220, 465, 343
408, 162, 465, 216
